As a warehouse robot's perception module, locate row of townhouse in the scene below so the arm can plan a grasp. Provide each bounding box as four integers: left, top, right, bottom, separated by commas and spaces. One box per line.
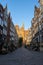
0, 4, 18, 51
27, 28, 32, 46
31, 0, 43, 51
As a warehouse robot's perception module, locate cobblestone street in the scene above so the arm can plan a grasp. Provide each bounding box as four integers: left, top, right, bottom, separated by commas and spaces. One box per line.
0, 47, 43, 65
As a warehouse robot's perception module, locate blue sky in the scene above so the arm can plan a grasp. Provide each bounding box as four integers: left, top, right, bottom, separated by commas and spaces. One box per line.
0, 0, 39, 30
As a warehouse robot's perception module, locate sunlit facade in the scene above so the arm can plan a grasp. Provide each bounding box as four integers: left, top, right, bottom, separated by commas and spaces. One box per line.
15, 24, 32, 45
31, 0, 43, 51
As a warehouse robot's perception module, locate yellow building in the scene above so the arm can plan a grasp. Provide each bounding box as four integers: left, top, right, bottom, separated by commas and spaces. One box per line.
15, 24, 24, 45
15, 24, 32, 45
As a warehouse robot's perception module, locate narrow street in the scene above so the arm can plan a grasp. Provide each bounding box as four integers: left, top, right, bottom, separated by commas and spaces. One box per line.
0, 47, 43, 65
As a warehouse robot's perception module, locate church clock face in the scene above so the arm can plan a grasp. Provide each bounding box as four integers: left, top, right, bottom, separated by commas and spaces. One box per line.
40, 0, 43, 5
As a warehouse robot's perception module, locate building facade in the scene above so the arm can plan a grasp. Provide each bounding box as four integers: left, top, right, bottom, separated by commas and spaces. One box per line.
0, 4, 18, 51
31, 0, 43, 51
15, 24, 32, 46
26, 28, 32, 45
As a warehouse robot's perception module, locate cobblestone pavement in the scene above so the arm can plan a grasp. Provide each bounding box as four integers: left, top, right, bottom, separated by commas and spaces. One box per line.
0, 47, 43, 65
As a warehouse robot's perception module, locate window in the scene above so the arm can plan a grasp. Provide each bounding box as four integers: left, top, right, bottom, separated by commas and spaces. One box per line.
41, 13, 43, 18
12, 37, 14, 40
1, 20, 3, 26
0, 18, 3, 26
10, 32, 12, 36
41, 21, 43, 28
0, 29, 2, 34
39, 25, 41, 30
42, 35, 43, 42
4, 21, 7, 27
40, 5, 43, 12
1, 13, 3, 17
0, 12, 3, 17
3, 29, 7, 35
0, 18, 1, 25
